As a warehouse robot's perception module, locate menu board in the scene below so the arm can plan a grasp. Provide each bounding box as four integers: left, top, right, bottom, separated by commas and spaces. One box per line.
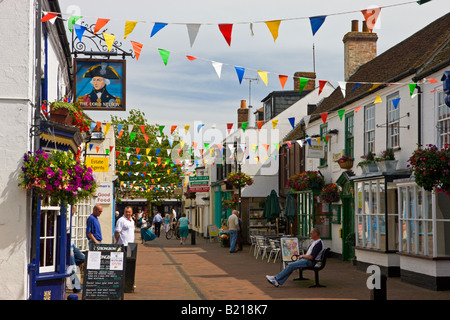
82, 244, 125, 300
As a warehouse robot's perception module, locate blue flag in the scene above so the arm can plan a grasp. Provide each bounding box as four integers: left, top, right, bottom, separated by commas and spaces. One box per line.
151, 22, 168, 37
235, 66, 245, 84
309, 16, 327, 36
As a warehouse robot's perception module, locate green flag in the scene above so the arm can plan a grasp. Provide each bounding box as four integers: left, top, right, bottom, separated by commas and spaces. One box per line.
242, 122, 248, 132
158, 48, 170, 66
298, 78, 309, 93
338, 109, 345, 121
409, 83, 417, 97
130, 132, 136, 142
159, 125, 165, 135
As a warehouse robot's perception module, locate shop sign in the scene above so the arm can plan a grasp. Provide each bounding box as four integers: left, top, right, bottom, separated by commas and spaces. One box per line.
96, 182, 113, 204
86, 157, 109, 172
306, 140, 324, 158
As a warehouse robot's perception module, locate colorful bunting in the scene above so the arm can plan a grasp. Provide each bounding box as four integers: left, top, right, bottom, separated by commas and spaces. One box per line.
218, 24, 233, 46
187, 24, 201, 47
186, 55, 197, 61
151, 22, 168, 37
124, 21, 138, 39
392, 98, 401, 109
309, 16, 327, 36
320, 113, 328, 124
67, 15, 82, 32
338, 81, 346, 97
171, 125, 177, 134
103, 33, 115, 52
74, 24, 87, 42
130, 41, 143, 61
338, 109, 345, 121
355, 106, 362, 113
297, 78, 309, 93
159, 125, 165, 135
41, 12, 58, 23
227, 123, 233, 134
265, 20, 281, 42
257, 121, 264, 131
361, 7, 381, 32
94, 18, 110, 34
258, 71, 268, 86
272, 119, 278, 129
279, 75, 288, 89
318, 80, 327, 95
409, 83, 417, 97
374, 93, 382, 104
241, 122, 248, 132
158, 48, 170, 66
235, 66, 245, 84
288, 117, 295, 129
212, 61, 223, 78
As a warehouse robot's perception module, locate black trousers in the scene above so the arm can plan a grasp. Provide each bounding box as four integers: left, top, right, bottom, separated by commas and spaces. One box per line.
154, 222, 162, 237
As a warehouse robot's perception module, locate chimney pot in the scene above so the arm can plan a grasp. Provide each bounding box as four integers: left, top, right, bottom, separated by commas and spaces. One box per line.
237, 100, 249, 128
240, 100, 247, 109
362, 20, 369, 33
351, 20, 359, 32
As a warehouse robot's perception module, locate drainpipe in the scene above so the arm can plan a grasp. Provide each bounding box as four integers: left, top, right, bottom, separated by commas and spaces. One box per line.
417, 85, 422, 147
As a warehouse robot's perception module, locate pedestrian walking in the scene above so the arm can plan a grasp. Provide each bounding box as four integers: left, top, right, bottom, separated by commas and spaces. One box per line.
115, 206, 135, 251
164, 213, 170, 233
86, 204, 103, 248
177, 213, 189, 245
227, 210, 240, 253
153, 212, 163, 237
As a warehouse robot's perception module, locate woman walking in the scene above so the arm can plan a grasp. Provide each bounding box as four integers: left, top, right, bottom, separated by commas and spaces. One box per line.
177, 213, 189, 245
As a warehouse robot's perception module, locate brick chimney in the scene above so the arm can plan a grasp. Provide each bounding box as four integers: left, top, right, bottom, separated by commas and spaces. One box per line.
294, 72, 316, 91
237, 100, 248, 128
343, 20, 378, 81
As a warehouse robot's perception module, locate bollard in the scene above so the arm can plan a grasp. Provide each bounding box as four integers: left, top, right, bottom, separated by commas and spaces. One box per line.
67, 294, 78, 300
370, 274, 387, 300
190, 229, 196, 245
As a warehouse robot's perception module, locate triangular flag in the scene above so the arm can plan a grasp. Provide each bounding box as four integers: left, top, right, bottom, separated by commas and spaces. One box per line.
171, 125, 177, 134
265, 20, 281, 42
374, 93, 382, 104
218, 24, 233, 46
409, 83, 417, 97
156, 137, 162, 144
318, 80, 327, 95
104, 123, 111, 135
309, 16, 327, 36
124, 21, 138, 39
355, 106, 362, 113
427, 78, 438, 83
159, 125, 165, 135
286, 141, 292, 149
197, 124, 204, 132
338, 109, 345, 121
74, 24, 87, 42
128, 124, 133, 134
257, 120, 264, 131
227, 123, 233, 134
96, 146, 100, 153
297, 78, 309, 93
186, 24, 201, 47
140, 125, 146, 135
67, 15, 82, 32
212, 61, 223, 78
94, 18, 109, 34
136, 148, 141, 155
186, 55, 197, 61
361, 8, 381, 32
41, 12, 58, 23
338, 81, 346, 97
279, 75, 288, 89
184, 125, 190, 134
130, 41, 143, 61
369, 83, 381, 91
117, 124, 123, 133
151, 22, 168, 37
257, 71, 268, 86
103, 33, 115, 52
272, 119, 278, 129
303, 115, 311, 127
320, 113, 328, 124
130, 132, 136, 142
241, 122, 248, 132
392, 98, 401, 109
352, 83, 362, 91
158, 49, 170, 66
235, 67, 245, 84
118, 130, 124, 139
144, 134, 149, 143
288, 117, 295, 129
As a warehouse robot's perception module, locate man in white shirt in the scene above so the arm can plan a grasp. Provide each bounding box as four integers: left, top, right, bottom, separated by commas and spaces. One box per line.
115, 206, 135, 249
266, 228, 324, 287
227, 210, 240, 253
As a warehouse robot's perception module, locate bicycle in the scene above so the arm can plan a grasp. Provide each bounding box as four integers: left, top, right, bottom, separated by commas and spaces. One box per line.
166, 224, 180, 240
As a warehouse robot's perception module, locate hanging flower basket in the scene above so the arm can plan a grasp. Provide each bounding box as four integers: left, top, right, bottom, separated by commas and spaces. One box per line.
407, 143, 450, 196
222, 198, 238, 210
320, 183, 340, 203
48, 98, 91, 132
336, 155, 354, 170
18, 150, 97, 207
287, 171, 325, 192
226, 171, 253, 188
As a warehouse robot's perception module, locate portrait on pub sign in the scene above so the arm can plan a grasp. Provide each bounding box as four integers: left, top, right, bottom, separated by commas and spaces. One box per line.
74, 58, 126, 111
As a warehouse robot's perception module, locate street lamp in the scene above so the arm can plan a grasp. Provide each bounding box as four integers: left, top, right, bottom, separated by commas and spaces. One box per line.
234, 147, 245, 214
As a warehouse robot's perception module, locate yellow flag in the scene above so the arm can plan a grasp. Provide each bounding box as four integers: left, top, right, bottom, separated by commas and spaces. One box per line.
257, 71, 268, 86
124, 21, 138, 39
374, 93, 382, 104
317, 137, 321, 145
272, 119, 278, 129
251, 144, 257, 153
103, 33, 115, 51
104, 123, 111, 135
146, 148, 150, 155
265, 20, 281, 42
184, 125, 190, 134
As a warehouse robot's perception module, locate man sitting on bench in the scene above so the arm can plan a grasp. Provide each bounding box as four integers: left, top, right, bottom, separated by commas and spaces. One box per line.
266, 228, 324, 287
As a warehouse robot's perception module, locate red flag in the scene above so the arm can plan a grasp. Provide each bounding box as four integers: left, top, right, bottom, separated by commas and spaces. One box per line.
171, 125, 177, 134
186, 55, 197, 61
361, 8, 381, 32
286, 141, 292, 149
218, 24, 233, 46
144, 134, 149, 144
257, 121, 264, 131
109, 146, 114, 153
318, 80, 327, 95
279, 75, 288, 89
227, 123, 233, 134
320, 113, 328, 124
355, 106, 362, 113
118, 130, 123, 139
116, 151, 120, 158
96, 146, 100, 153
139, 125, 145, 135
94, 18, 110, 34
136, 148, 141, 155
41, 12, 58, 22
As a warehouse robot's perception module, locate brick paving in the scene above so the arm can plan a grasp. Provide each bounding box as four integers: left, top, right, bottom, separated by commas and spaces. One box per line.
68, 229, 450, 301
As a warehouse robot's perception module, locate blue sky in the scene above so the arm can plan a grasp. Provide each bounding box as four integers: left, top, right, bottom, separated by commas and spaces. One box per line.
59, 0, 450, 132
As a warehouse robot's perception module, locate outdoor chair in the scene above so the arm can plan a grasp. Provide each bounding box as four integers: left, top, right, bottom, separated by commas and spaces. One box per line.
267, 239, 281, 263
255, 236, 271, 260
249, 235, 257, 255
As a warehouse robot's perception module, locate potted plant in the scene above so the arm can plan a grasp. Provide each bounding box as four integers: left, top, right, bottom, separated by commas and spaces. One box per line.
320, 183, 340, 203
375, 148, 398, 173
226, 171, 253, 188
47, 97, 92, 132
18, 150, 97, 208
357, 151, 378, 173
407, 143, 450, 196
222, 198, 238, 210
336, 155, 354, 170
287, 171, 325, 192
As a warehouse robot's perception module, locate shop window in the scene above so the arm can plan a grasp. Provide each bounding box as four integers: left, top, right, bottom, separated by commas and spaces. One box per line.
387, 92, 400, 149
354, 179, 398, 251
297, 191, 330, 240
437, 91, 450, 149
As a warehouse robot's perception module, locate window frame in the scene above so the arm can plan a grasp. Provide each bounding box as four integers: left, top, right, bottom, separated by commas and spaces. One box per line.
387, 92, 400, 149
364, 105, 375, 154
345, 112, 354, 158
437, 90, 450, 149
320, 123, 328, 167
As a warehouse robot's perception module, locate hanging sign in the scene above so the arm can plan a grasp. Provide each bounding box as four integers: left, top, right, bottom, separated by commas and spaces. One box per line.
306, 139, 324, 158
74, 58, 126, 111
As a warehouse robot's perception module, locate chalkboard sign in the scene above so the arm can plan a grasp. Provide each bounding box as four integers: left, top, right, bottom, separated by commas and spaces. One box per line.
82, 244, 125, 300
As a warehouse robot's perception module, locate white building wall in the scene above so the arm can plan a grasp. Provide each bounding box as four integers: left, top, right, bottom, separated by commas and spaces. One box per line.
0, 1, 36, 300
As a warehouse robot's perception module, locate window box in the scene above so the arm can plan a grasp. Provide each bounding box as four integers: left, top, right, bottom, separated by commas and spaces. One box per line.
376, 160, 398, 173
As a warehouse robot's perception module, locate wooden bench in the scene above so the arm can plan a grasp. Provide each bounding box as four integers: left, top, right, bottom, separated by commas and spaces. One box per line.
290, 248, 330, 288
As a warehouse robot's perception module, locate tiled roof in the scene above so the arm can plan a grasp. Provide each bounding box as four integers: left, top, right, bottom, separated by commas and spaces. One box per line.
310, 12, 450, 121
